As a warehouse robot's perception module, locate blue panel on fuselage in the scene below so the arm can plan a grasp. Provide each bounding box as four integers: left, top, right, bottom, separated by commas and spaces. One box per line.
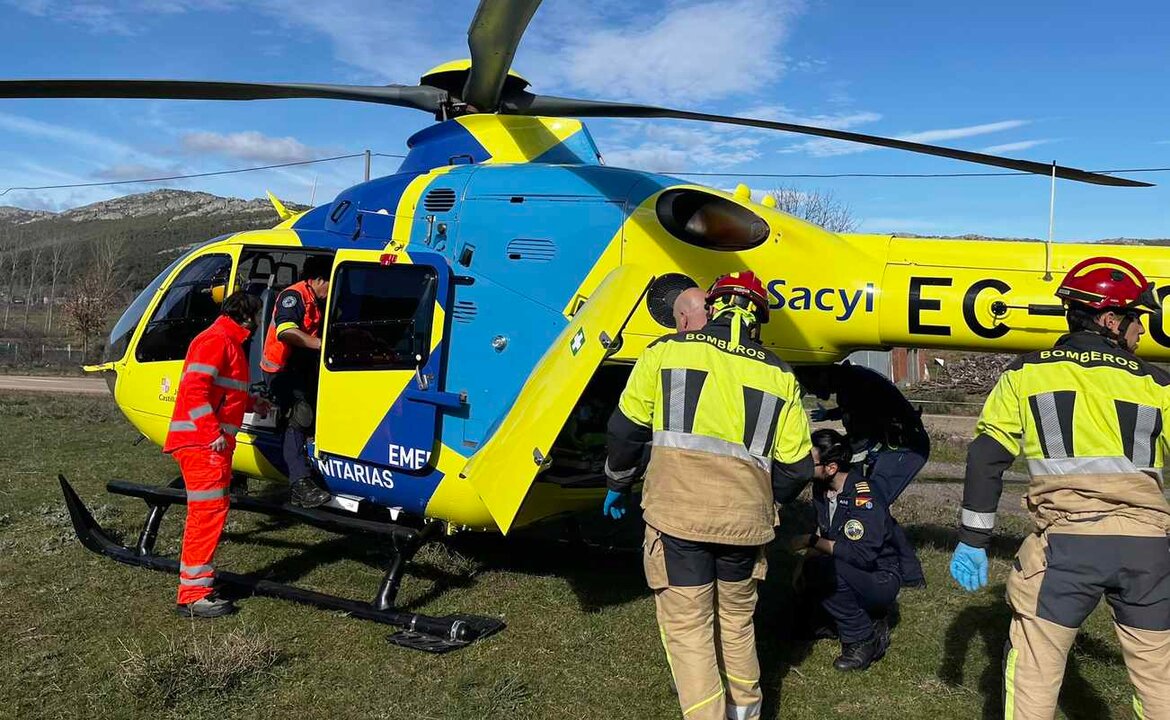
440, 271, 566, 452
398, 121, 490, 175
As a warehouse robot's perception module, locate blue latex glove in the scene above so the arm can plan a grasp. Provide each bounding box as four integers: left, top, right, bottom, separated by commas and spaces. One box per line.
603, 490, 627, 519
950, 542, 989, 592
810, 403, 829, 422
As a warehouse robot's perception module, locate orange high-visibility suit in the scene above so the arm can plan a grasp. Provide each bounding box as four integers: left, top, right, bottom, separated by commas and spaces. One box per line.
163, 314, 253, 604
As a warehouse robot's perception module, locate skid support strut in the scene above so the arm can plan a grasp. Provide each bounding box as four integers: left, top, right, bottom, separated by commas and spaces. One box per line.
58, 475, 503, 653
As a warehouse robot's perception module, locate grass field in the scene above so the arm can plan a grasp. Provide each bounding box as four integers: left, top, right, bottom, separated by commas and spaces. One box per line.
0, 391, 1141, 720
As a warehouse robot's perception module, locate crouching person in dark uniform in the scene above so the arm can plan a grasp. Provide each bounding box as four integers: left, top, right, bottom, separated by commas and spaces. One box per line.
791, 428, 901, 671
798, 361, 928, 587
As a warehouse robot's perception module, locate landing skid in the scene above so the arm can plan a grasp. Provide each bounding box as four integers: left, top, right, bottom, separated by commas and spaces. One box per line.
58, 475, 504, 653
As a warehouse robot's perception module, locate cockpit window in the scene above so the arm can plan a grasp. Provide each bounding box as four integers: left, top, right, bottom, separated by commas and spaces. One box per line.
104, 243, 209, 364
655, 189, 770, 251
135, 253, 234, 363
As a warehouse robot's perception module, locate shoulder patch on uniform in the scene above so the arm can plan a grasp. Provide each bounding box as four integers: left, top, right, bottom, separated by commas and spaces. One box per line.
281, 295, 298, 308
844, 519, 865, 541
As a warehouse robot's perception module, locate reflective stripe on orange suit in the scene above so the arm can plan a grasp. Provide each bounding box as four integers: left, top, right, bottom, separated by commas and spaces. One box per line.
175, 447, 232, 604
260, 281, 321, 374
162, 315, 253, 454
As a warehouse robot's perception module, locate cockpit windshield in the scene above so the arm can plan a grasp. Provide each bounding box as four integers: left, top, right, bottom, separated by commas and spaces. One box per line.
103, 237, 226, 364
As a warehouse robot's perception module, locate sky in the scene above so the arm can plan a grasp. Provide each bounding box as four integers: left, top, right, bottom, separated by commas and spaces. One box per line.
1, 0, 1169, 239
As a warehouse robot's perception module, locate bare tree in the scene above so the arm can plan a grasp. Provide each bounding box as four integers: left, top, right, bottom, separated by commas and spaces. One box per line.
65, 269, 117, 361
3, 246, 20, 331
44, 242, 71, 334
767, 186, 860, 233
23, 247, 41, 328
92, 236, 128, 294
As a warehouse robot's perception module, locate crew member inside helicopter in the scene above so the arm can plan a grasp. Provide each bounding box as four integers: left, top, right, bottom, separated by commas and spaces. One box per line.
604, 271, 814, 720
261, 255, 334, 508
797, 361, 928, 587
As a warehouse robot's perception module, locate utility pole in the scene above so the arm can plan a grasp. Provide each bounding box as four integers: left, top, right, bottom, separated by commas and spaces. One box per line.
364, 149, 372, 182
1044, 160, 1056, 281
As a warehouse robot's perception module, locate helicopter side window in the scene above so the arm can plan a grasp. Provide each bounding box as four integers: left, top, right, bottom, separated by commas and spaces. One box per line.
135, 254, 234, 363
325, 263, 437, 371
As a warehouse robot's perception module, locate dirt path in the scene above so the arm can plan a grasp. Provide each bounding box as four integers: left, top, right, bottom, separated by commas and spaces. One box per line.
0, 375, 107, 395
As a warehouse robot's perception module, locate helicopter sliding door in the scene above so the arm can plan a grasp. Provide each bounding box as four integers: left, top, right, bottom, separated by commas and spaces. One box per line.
460, 264, 654, 534
314, 249, 455, 506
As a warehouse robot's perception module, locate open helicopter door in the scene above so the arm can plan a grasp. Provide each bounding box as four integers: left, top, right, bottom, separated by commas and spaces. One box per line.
314, 249, 457, 505
460, 265, 654, 534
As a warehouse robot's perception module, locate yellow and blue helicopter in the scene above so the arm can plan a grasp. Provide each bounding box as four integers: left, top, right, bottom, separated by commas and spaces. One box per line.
4, 0, 1166, 651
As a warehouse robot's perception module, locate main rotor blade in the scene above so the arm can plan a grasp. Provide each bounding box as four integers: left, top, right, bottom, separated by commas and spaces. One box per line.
462, 0, 542, 112
505, 94, 1152, 188
0, 79, 445, 112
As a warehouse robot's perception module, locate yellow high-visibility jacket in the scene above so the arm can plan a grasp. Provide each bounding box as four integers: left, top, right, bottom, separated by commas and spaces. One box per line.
961, 330, 1170, 547
606, 316, 814, 545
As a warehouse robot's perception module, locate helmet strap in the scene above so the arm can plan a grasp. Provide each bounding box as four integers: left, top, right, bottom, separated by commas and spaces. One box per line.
1116, 312, 1140, 352
711, 301, 757, 351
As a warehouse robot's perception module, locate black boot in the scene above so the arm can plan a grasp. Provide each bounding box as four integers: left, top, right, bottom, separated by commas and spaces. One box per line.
290, 476, 331, 508
833, 633, 887, 671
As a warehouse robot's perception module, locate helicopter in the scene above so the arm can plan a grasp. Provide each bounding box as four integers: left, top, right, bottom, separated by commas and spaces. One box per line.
5, 0, 1169, 652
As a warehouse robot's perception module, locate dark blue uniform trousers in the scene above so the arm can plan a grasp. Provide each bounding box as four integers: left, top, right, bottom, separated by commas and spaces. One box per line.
869, 447, 927, 585
803, 554, 900, 643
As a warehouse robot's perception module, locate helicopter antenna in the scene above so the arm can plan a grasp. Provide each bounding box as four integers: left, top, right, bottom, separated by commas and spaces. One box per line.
1044, 160, 1056, 281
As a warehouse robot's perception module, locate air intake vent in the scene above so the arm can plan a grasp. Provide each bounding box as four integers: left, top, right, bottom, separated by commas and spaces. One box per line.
453, 300, 478, 323
423, 188, 457, 212
647, 273, 700, 328
506, 238, 557, 262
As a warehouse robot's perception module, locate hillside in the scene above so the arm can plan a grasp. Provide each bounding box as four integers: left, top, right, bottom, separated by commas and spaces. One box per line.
0, 190, 306, 291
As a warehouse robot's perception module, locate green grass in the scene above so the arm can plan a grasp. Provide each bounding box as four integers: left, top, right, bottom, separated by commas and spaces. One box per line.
0, 391, 1138, 719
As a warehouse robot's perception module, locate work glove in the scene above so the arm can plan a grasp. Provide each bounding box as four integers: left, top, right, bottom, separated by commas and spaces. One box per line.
950, 542, 988, 592
602, 489, 627, 520
810, 403, 829, 422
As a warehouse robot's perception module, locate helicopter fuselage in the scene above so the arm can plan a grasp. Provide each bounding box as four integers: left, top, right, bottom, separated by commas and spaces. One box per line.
99, 115, 1170, 535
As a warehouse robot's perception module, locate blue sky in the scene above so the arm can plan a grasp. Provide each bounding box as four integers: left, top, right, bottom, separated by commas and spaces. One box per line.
1, 0, 1168, 239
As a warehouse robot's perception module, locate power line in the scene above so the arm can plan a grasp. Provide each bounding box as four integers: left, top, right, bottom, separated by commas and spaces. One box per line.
0, 151, 406, 197
661, 166, 1170, 179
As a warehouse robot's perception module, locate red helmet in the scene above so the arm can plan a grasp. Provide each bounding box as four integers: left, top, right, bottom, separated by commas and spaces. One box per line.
707, 271, 770, 323
1055, 257, 1160, 314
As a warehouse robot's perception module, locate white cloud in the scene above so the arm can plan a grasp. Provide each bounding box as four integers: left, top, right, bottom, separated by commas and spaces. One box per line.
898, 120, 1029, 144
6, 0, 235, 35
93, 163, 185, 181
788, 119, 1032, 157
547, 0, 805, 105
979, 139, 1053, 155
0, 111, 142, 160
179, 131, 328, 163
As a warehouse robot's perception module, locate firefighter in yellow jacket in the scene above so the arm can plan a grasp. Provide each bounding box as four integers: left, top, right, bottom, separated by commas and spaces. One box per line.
951, 257, 1170, 720
605, 271, 815, 720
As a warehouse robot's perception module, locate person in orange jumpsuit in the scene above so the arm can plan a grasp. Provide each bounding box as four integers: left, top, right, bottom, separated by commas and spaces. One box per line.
163, 291, 263, 618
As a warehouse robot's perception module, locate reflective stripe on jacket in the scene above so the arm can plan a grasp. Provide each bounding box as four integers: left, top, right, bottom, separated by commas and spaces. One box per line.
961, 330, 1170, 546
606, 316, 814, 545
163, 315, 253, 454
260, 281, 321, 374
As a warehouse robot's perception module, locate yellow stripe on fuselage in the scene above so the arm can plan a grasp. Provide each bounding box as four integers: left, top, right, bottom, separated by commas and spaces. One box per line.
456, 114, 583, 164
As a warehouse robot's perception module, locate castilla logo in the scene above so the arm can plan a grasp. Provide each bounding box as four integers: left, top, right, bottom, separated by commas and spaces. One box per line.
158, 376, 176, 403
